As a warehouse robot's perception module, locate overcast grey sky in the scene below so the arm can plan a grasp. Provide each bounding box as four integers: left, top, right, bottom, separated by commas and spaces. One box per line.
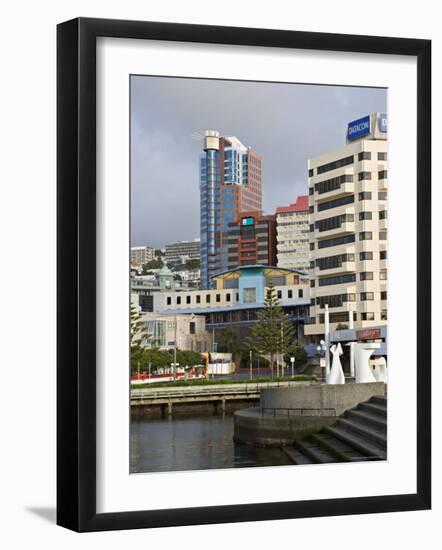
131, 76, 386, 248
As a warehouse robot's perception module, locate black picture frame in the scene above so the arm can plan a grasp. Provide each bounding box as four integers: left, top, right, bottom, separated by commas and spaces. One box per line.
57, 17, 431, 532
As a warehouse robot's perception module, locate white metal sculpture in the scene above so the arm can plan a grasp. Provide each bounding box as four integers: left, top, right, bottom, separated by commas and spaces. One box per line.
327, 343, 345, 384
372, 356, 388, 382
354, 342, 381, 383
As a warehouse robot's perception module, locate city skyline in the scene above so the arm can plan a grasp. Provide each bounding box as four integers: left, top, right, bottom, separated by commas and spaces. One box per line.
131, 75, 387, 248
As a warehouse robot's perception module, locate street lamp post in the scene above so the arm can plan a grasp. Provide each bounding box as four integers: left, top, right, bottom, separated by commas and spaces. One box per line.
290, 356, 295, 377
324, 304, 331, 378
173, 314, 177, 380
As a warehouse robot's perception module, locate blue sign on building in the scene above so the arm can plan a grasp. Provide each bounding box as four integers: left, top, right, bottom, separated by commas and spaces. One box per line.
347, 115, 371, 140
379, 112, 387, 133
241, 216, 255, 226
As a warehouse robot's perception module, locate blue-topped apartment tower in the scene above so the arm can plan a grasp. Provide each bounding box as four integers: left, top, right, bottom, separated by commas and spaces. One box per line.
200, 130, 262, 288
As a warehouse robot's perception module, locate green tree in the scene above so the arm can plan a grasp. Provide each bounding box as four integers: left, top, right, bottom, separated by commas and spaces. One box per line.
130, 304, 148, 373
246, 283, 295, 376
141, 258, 162, 273
284, 340, 308, 367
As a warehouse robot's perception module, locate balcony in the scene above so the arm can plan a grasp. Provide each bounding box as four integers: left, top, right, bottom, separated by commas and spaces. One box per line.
378, 175, 387, 191
312, 261, 356, 276
315, 222, 355, 240
314, 181, 354, 201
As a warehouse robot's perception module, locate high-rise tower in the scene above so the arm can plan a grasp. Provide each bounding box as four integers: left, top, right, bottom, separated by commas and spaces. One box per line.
199, 131, 262, 288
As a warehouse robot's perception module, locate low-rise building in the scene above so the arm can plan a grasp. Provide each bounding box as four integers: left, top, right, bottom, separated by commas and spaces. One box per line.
164, 239, 200, 265
140, 312, 210, 353
130, 245, 155, 265
151, 265, 310, 342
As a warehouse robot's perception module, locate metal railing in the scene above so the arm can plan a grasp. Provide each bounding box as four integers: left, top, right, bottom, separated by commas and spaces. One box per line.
261, 407, 337, 417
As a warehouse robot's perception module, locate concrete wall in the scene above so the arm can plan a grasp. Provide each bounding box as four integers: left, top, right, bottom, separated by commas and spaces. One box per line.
260, 381, 385, 416
234, 382, 386, 446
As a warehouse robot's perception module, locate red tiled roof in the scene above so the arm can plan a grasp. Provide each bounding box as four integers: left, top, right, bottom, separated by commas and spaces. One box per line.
275, 195, 309, 214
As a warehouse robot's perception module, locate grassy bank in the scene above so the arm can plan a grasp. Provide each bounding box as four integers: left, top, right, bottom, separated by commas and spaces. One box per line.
132, 375, 316, 390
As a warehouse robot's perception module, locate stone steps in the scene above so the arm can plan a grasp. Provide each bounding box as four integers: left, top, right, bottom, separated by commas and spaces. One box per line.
286, 395, 387, 465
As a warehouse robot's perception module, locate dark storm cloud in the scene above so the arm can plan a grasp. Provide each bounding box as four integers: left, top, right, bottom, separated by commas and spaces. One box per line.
131, 76, 386, 248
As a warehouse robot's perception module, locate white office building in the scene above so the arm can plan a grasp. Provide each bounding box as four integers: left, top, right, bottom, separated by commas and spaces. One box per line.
305, 113, 388, 337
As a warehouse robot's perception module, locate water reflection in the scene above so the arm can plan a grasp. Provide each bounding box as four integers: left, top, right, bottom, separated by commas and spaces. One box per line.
130, 414, 292, 473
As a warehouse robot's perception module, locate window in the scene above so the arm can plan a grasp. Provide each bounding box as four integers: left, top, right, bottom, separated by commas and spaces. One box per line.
277, 290, 282, 299
360, 292, 374, 301
309, 168, 314, 177
176, 296, 181, 305
359, 211, 372, 220
309, 205, 314, 214
317, 194, 354, 212
309, 224, 314, 232
196, 295, 201, 304
298, 289, 303, 298
358, 151, 372, 161
379, 231, 387, 240
358, 172, 372, 181
361, 312, 375, 321
243, 288, 256, 304
378, 192, 387, 200
381, 310, 388, 320
378, 170, 388, 179
310, 261, 315, 269
206, 294, 211, 303
189, 322, 195, 335
380, 270, 387, 280
186, 295, 191, 304
226, 293, 231, 302
318, 234, 355, 249
316, 293, 355, 308
360, 251, 373, 260
380, 250, 387, 260
378, 152, 387, 161
309, 187, 314, 196
310, 242, 315, 251
315, 213, 354, 232
317, 155, 354, 175
314, 174, 353, 194
359, 232, 373, 240
216, 294, 221, 303
359, 191, 372, 201
166, 297, 172, 305
318, 274, 356, 287
360, 272, 374, 280
288, 289, 293, 299
381, 291, 387, 300
315, 253, 355, 270
310, 280, 315, 288
379, 210, 387, 220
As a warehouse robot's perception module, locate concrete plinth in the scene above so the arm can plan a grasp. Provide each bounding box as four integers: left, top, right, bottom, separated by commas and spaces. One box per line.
234, 381, 386, 447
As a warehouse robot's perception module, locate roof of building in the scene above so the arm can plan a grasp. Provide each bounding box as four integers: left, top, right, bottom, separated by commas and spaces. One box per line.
211, 264, 304, 281
275, 195, 309, 214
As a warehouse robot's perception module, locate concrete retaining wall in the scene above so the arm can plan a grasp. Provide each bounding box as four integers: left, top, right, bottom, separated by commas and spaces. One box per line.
260, 382, 385, 416
234, 382, 386, 446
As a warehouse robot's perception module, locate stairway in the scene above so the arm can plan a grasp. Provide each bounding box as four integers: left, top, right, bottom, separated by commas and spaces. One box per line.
282, 395, 387, 465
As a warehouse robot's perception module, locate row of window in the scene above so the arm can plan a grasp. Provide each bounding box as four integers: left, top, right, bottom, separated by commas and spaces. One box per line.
313, 310, 388, 323
315, 213, 354, 233
314, 290, 388, 307
314, 174, 353, 195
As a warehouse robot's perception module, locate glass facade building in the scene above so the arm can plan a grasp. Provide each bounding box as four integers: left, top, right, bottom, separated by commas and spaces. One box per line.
199, 131, 262, 288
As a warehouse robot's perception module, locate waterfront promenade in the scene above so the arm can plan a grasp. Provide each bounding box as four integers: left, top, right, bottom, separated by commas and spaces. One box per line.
131, 380, 316, 416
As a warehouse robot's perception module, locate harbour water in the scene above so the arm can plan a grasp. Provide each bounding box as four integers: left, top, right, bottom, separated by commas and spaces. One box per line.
130, 414, 292, 473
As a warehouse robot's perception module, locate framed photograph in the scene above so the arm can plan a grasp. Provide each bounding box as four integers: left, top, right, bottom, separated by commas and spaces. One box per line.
57, 17, 431, 532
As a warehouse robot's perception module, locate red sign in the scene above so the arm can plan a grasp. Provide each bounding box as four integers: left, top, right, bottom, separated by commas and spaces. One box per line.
356, 328, 381, 340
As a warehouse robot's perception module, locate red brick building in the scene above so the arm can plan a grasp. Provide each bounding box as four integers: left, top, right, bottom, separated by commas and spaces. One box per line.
226, 211, 277, 269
